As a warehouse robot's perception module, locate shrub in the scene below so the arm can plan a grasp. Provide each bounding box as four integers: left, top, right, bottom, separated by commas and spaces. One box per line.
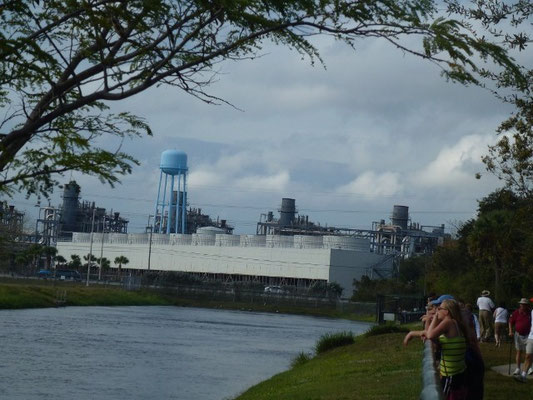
364, 324, 408, 337
291, 351, 312, 367
315, 331, 354, 354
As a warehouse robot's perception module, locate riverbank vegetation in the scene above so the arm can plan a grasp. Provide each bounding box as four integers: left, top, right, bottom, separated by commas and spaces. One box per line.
0, 279, 171, 309
0, 279, 374, 322
234, 329, 531, 400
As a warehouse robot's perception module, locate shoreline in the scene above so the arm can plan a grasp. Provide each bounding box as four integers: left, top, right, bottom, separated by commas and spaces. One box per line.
0, 279, 374, 322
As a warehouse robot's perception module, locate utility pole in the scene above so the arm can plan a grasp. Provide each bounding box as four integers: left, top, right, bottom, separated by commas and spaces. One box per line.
147, 218, 153, 271
98, 217, 105, 281
86, 207, 96, 287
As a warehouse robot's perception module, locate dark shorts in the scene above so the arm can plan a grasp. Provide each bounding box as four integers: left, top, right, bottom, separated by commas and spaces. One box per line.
441, 371, 467, 400
465, 348, 484, 400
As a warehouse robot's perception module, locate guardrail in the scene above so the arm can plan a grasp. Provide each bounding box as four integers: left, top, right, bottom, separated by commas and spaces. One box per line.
420, 341, 442, 400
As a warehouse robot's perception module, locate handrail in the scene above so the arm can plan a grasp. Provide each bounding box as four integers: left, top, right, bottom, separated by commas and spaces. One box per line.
420, 341, 443, 400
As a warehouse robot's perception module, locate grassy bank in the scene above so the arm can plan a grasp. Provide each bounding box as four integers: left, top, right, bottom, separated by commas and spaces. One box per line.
0, 280, 171, 309
0, 279, 374, 322
234, 330, 531, 400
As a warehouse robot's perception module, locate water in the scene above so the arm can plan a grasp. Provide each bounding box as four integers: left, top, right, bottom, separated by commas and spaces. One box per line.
0, 306, 371, 400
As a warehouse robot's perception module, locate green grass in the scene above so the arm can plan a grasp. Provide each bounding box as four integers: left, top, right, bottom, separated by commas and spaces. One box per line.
235, 332, 422, 400
479, 340, 531, 400
0, 280, 374, 322
0, 281, 172, 309
315, 331, 355, 354
234, 331, 531, 400
364, 324, 409, 337
291, 352, 312, 368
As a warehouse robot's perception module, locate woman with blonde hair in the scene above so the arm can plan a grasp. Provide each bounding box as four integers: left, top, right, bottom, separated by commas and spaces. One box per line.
426, 299, 468, 400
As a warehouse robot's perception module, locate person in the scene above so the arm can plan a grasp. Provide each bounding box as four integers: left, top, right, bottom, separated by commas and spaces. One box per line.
427, 299, 468, 399
519, 308, 533, 382
403, 295, 451, 346
465, 303, 480, 341
404, 296, 469, 400
493, 302, 508, 347
458, 300, 485, 400
508, 298, 532, 377
476, 290, 495, 342
513, 298, 533, 383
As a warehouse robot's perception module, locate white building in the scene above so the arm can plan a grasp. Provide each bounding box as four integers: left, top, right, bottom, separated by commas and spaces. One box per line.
57, 233, 394, 298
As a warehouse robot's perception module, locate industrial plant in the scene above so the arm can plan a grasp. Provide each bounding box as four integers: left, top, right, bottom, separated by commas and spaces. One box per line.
53, 149, 448, 298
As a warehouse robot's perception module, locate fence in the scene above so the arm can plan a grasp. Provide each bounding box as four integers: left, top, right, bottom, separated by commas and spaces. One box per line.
376, 294, 425, 324
420, 341, 442, 400
122, 280, 376, 315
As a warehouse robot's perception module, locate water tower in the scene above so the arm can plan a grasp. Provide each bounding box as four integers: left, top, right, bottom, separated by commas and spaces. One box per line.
154, 150, 188, 234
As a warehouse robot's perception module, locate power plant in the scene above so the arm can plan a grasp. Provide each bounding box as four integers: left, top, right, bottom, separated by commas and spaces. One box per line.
51, 149, 448, 297
57, 180, 129, 239
257, 199, 444, 258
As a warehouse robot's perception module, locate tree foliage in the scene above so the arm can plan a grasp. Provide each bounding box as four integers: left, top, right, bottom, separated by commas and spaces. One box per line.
352, 188, 533, 304
482, 98, 533, 195
98, 256, 110, 269
69, 254, 82, 268
0, 0, 523, 198
450, 1, 533, 192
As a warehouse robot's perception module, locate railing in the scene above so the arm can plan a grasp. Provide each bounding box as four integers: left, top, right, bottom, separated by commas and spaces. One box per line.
420, 341, 442, 400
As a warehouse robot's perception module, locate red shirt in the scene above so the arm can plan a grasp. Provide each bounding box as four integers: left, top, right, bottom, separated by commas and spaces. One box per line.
509, 309, 532, 335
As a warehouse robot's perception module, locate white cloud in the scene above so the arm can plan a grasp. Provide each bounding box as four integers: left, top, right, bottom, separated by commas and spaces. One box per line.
235, 171, 290, 192
414, 134, 493, 187
188, 169, 220, 187
188, 150, 291, 193
336, 171, 404, 198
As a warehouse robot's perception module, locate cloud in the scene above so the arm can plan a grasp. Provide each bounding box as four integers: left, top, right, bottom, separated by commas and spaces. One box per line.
188, 169, 220, 187
235, 171, 290, 191
336, 171, 404, 198
188, 150, 291, 193
414, 134, 493, 187
14, 26, 525, 235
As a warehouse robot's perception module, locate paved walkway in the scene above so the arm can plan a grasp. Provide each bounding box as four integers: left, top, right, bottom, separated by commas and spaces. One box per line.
491, 363, 532, 379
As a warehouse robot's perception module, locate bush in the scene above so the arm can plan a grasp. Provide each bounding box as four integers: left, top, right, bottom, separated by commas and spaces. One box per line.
315, 331, 355, 354
364, 324, 409, 337
291, 351, 312, 367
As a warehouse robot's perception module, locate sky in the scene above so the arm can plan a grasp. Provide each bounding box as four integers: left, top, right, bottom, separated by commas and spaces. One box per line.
11, 32, 524, 235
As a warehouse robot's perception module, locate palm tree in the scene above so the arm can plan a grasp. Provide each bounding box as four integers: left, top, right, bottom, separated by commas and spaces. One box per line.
55, 255, 67, 266
14, 253, 30, 276
114, 256, 129, 278
26, 244, 43, 272
41, 246, 57, 270
69, 254, 82, 269
98, 257, 111, 270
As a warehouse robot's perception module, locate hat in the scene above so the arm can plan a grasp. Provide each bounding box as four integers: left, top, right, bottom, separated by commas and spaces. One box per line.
481, 290, 490, 297
519, 298, 530, 305
431, 294, 455, 306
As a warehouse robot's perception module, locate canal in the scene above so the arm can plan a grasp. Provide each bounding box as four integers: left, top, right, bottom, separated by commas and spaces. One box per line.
0, 306, 371, 399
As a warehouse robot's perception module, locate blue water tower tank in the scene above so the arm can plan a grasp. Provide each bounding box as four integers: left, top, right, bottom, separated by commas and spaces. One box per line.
154, 149, 189, 235
160, 149, 187, 175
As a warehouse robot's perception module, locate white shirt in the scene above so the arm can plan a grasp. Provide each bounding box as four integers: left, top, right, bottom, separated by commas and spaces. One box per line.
477, 296, 495, 311
493, 307, 508, 323
529, 310, 533, 340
